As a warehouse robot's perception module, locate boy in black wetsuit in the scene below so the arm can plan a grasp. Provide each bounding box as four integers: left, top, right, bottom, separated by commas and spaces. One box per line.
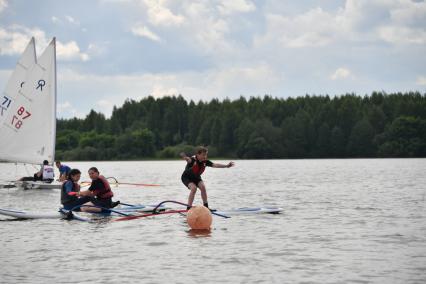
180, 146, 234, 210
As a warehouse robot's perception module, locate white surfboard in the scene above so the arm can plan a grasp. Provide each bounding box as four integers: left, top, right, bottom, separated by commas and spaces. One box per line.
214, 207, 283, 216
0, 204, 169, 220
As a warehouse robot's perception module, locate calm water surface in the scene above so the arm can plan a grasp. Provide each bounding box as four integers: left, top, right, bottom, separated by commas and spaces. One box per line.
0, 159, 425, 283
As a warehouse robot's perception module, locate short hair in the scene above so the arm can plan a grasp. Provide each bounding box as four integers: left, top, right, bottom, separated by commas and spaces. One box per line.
43, 160, 49, 165
55, 160, 61, 164
196, 146, 208, 154
68, 169, 81, 179
88, 167, 99, 173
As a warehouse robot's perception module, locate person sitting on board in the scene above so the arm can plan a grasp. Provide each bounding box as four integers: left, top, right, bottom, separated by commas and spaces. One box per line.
61, 168, 91, 211
77, 167, 119, 212
55, 160, 71, 182
20, 160, 55, 182
180, 146, 234, 210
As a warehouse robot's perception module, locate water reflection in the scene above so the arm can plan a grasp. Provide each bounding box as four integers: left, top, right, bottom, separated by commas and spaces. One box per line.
186, 229, 212, 238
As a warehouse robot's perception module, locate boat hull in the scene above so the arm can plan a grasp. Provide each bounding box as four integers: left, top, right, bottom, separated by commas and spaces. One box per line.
15, 180, 62, 190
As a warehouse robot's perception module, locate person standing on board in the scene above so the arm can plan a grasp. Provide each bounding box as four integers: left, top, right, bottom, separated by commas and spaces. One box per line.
55, 160, 71, 182
77, 167, 119, 212
60, 169, 90, 211
180, 146, 234, 210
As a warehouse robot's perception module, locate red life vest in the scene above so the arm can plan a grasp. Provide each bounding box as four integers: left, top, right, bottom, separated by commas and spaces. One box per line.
92, 175, 114, 199
187, 156, 213, 176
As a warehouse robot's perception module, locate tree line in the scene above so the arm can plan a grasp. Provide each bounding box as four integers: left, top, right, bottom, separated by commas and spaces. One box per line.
56, 91, 426, 160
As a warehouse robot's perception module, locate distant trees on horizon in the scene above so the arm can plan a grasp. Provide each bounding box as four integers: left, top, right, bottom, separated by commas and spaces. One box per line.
56, 91, 426, 160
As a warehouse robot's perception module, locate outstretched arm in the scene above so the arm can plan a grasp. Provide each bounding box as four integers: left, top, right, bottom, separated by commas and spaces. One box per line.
179, 152, 192, 163
78, 189, 94, 197
212, 161, 235, 168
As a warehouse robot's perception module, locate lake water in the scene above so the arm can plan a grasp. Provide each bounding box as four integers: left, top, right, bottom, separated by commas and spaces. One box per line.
0, 159, 425, 284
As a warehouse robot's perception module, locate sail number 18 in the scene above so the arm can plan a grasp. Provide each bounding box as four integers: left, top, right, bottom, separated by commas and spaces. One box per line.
11, 106, 31, 129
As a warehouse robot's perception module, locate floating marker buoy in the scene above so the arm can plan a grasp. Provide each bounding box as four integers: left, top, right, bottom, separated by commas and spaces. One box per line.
186, 205, 212, 230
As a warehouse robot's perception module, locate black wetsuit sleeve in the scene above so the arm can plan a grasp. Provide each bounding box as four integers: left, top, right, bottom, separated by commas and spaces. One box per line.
206, 160, 213, 167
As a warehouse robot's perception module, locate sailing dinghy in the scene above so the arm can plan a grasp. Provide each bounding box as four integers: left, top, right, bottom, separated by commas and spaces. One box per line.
0, 38, 60, 190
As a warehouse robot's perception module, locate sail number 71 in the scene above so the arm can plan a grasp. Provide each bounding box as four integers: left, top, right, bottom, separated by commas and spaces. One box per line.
11, 106, 31, 129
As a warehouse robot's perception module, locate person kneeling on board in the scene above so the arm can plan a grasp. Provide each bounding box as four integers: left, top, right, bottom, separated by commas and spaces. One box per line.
77, 167, 120, 212
61, 168, 91, 211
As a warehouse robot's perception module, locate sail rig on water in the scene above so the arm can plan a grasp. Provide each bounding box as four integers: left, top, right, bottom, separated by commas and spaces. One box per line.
0, 37, 58, 189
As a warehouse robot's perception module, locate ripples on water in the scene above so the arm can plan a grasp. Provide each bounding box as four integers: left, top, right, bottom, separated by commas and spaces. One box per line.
0, 159, 425, 283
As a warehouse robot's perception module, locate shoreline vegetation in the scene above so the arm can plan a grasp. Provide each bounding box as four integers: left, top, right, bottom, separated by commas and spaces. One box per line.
56, 92, 426, 161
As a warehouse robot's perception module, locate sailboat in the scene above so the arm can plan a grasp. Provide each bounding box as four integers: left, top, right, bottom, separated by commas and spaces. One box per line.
0, 37, 59, 189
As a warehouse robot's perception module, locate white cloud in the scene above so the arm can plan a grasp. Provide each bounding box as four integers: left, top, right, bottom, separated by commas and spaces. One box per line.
255, 0, 426, 49
57, 41, 89, 61
87, 43, 107, 57
150, 85, 179, 97
57, 101, 85, 118
0, 25, 89, 61
131, 25, 161, 42
51, 16, 61, 24
0, 26, 48, 55
96, 99, 116, 116
177, 2, 234, 55
331, 68, 352, 80
389, 0, 426, 27
217, 0, 256, 15
65, 15, 79, 26
57, 62, 282, 118
57, 101, 72, 113
206, 63, 282, 94
143, 0, 185, 27
51, 15, 83, 31
378, 26, 426, 45
255, 8, 338, 48
0, 0, 7, 13
416, 76, 426, 86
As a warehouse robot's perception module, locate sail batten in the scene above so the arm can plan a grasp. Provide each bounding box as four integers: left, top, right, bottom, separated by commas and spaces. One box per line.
0, 38, 56, 165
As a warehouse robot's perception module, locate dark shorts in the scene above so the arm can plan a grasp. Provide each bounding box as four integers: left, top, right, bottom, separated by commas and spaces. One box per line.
62, 196, 91, 211
181, 173, 202, 188
91, 198, 113, 209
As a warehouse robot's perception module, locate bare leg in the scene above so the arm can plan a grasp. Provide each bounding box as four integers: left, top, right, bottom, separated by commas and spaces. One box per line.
187, 183, 197, 207
198, 181, 208, 205
80, 201, 102, 213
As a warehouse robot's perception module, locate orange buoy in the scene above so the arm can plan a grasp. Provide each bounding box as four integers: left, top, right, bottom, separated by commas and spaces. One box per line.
186, 205, 212, 230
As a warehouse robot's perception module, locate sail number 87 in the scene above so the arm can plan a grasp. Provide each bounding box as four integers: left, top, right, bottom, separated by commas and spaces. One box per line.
12, 106, 31, 129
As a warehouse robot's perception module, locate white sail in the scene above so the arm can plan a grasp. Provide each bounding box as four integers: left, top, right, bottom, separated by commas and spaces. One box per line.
0, 38, 56, 165
0, 37, 36, 127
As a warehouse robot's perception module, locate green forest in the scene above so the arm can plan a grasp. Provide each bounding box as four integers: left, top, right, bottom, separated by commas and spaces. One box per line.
56, 92, 426, 160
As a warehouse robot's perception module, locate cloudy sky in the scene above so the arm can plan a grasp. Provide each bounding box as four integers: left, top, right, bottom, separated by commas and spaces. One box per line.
0, 0, 425, 118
